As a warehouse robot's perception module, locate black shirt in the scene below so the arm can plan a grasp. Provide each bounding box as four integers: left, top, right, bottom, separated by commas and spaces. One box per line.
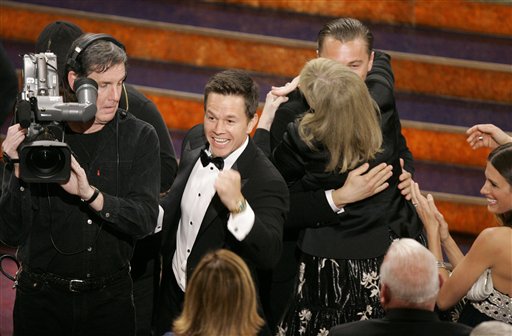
0, 112, 160, 278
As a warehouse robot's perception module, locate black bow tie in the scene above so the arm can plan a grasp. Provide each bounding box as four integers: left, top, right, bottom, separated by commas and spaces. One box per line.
200, 149, 224, 170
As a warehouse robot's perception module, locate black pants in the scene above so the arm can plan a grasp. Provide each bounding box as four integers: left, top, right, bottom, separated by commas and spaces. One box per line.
131, 232, 162, 336
154, 269, 184, 335
13, 270, 135, 336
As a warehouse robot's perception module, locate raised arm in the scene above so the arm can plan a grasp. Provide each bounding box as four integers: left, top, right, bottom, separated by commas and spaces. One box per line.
367, 50, 414, 173
467, 123, 512, 150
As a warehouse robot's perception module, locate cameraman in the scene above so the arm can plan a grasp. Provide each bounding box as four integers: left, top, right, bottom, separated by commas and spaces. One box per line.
0, 34, 160, 335
35, 21, 178, 335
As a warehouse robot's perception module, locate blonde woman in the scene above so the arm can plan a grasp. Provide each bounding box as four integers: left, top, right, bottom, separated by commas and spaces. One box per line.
171, 249, 264, 336
411, 143, 512, 327
272, 58, 423, 335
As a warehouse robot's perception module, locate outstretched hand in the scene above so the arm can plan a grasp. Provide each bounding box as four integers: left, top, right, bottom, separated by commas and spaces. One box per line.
270, 76, 300, 97
466, 124, 512, 150
257, 91, 289, 131
410, 181, 450, 242
331, 162, 392, 208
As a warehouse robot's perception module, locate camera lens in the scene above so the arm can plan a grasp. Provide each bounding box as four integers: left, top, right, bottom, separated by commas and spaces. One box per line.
26, 147, 66, 176
19, 140, 72, 183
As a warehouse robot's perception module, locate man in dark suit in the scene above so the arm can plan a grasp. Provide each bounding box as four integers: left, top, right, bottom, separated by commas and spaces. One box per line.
156, 69, 289, 335
329, 238, 473, 336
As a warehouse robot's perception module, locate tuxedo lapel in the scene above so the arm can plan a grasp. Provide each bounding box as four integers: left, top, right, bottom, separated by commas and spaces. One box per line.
231, 161, 249, 189
197, 194, 229, 237
172, 126, 207, 201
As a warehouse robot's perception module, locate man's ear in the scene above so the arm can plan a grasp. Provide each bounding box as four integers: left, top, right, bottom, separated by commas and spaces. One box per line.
367, 50, 375, 72
247, 113, 258, 134
67, 70, 78, 92
438, 274, 444, 289
380, 283, 390, 307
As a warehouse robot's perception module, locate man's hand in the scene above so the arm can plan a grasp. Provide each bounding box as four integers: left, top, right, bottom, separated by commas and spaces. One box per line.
398, 158, 413, 200
332, 162, 392, 208
60, 156, 93, 199
214, 169, 244, 212
466, 123, 512, 150
2, 124, 27, 178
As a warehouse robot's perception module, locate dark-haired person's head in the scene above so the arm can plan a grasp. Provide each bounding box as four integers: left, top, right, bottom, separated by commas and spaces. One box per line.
203, 69, 259, 158
35, 21, 84, 80
64, 33, 127, 125
317, 17, 374, 80
483, 142, 512, 226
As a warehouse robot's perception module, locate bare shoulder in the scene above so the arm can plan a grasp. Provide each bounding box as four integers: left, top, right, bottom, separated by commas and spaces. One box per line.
479, 226, 511, 239
474, 226, 512, 252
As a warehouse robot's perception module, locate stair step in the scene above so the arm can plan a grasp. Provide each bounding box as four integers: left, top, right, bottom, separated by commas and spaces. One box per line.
10, 0, 512, 65
396, 92, 512, 129
217, 0, 512, 37
1, 1, 511, 103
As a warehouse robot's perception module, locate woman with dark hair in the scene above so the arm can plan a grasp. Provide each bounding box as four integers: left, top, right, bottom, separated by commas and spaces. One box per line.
171, 249, 264, 336
412, 142, 512, 327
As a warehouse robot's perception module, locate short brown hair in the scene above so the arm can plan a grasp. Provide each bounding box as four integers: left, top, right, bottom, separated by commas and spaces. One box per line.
317, 17, 373, 56
204, 69, 259, 119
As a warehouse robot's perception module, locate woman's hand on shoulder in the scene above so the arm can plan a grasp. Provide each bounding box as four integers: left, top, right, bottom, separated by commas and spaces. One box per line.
332, 162, 392, 208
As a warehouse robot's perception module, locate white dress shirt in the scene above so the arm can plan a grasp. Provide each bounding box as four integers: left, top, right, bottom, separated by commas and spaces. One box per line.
172, 137, 255, 291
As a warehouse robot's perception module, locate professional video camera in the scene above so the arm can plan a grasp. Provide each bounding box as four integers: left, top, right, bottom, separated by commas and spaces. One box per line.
16, 52, 98, 183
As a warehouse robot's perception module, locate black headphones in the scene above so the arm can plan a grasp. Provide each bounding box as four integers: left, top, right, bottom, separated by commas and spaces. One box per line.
66, 33, 125, 75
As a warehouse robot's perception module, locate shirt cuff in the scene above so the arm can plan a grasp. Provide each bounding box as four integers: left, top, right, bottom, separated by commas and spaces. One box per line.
325, 189, 345, 214
227, 202, 255, 241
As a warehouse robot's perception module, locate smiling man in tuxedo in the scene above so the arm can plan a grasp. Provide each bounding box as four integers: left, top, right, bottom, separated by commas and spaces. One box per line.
156, 69, 289, 335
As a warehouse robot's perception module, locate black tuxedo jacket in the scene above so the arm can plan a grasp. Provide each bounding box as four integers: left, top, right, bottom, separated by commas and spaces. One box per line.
157, 124, 289, 332
329, 309, 473, 336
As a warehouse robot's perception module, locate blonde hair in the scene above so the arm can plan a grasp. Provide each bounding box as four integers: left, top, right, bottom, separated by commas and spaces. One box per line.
173, 249, 264, 336
298, 58, 382, 172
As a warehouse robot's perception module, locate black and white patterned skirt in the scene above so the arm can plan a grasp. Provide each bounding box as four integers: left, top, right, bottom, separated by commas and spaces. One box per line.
276, 253, 385, 336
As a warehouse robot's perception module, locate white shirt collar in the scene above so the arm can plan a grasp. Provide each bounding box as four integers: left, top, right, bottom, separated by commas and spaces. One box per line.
205, 136, 249, 171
